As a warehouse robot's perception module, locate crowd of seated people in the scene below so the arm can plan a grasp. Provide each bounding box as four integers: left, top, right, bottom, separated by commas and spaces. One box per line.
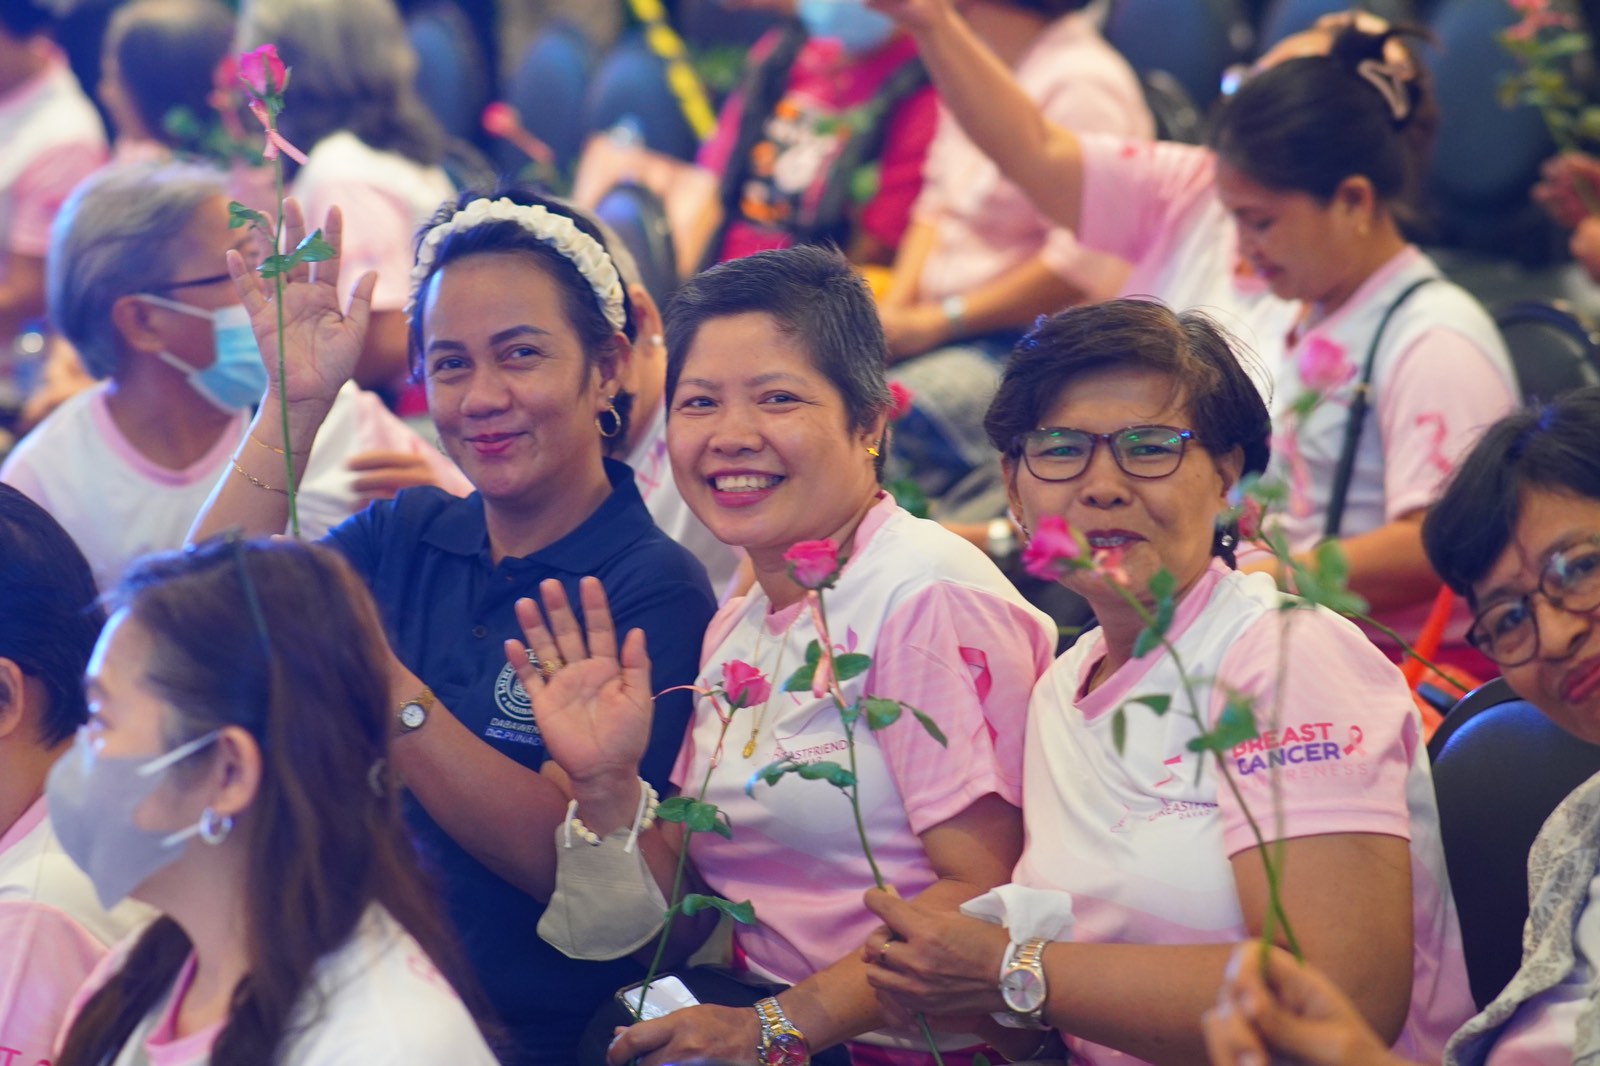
5, 0, 1600, 1063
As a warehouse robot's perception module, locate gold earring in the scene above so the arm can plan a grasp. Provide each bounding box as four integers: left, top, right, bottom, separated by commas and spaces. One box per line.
866, 444, 880, 458
596, 396, 622, 439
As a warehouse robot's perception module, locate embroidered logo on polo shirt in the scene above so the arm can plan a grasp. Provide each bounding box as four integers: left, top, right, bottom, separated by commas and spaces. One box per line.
484, 663, 544, 748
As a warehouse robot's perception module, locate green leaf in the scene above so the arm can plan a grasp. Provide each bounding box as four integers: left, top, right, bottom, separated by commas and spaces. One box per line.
805, 639, 822, 666
838, 700, 861, 728
654, 795, 696, 823
783, 662, 816, 693
833, 652, 872, 681
1111, 707, 1127, 756
796, 760, 856, 788
256, 253, 295, 279
289, 229, 335, 264
1132, 624, 1163, 659
1186, 695, 1259, 755
1129, 693, 1172, 717
228, 200, 269, 231
910, 706, 948, 747
747, 759, 801, 795
863, 696, 902, 731
679, 894, 758, 925
1149, 568, 1177, 602
685, 799, 724, 836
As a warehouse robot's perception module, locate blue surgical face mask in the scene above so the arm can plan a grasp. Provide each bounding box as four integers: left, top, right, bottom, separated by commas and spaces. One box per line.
797, 0, 898, 55
140, 295, 267, 412
45, 728, 222, 908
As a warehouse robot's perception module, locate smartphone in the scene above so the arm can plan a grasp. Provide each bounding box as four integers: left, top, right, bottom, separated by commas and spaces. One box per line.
616, 975, 702, 1020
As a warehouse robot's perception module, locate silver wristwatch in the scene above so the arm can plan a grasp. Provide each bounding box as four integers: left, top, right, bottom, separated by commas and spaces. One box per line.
994, 937, 1050, 1030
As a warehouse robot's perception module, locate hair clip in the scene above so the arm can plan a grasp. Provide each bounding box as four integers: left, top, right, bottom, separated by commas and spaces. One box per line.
1356, 57, 1413, 126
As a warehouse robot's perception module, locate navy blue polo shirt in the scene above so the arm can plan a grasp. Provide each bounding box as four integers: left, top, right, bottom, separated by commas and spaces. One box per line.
325, 459, 715, 1065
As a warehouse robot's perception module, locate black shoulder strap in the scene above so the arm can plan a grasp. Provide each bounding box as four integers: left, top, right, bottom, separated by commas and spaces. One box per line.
1322, 276, 1436, 540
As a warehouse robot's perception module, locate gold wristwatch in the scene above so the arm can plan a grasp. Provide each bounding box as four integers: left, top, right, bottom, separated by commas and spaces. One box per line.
754, 996, 810, 1066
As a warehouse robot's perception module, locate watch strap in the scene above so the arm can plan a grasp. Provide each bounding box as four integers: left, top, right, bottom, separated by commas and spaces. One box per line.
995, 936, 1050, 1029
754, 996, 810, 1066
396, 685, 436, 734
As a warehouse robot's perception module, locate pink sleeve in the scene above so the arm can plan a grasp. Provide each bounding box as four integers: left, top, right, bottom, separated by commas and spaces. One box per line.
6, 142, 106, 257
867, 584, 1054, 832
859, 85, 939, 252
0, 901, 109, 1061
1076, 136, 1215, 265
1213, 609, 1421, 857
1376, 330, 1519, 521
351, 391, 474, 497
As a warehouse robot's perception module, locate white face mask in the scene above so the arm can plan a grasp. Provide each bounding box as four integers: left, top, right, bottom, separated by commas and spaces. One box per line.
139, 294, 267, 411
45, 728, 222, 908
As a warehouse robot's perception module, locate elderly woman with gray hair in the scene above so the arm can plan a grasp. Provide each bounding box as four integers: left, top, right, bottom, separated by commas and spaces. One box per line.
238, 0, 456, 398
0, 160, 466, 590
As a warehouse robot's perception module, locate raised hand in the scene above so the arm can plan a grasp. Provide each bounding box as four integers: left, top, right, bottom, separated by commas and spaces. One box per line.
505, 577, 657, 815
226, 198, 376, 413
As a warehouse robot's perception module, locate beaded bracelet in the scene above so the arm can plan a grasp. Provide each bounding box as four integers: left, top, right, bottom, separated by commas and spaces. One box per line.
562, 778, 659, 853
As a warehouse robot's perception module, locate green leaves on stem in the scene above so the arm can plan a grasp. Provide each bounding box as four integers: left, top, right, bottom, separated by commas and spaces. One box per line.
673, 893, 756, 925
655, 795, 733, 840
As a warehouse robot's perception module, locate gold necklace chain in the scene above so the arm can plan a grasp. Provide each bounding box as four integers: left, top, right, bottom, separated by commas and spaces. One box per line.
741, 600, 808, 760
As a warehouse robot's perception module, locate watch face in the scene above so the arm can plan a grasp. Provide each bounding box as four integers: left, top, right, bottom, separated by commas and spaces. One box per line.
760, 1034, 809, 1066
1002, 968, 1046, 1014
399, 702, 426, 730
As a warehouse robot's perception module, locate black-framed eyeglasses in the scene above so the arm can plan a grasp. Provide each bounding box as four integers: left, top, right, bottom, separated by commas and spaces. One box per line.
1467, 534, 1600, 667
147, 271, 233, 293
1014, 425, 1195, 483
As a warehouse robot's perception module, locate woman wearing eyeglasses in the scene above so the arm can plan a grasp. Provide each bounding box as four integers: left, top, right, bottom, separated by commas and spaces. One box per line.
1203, 385, 1600, 1066
861, 301, 1472, 1066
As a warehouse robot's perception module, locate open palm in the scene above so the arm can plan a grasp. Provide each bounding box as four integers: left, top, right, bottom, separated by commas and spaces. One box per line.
506, 577, 657, 788
227, 198, 374, 410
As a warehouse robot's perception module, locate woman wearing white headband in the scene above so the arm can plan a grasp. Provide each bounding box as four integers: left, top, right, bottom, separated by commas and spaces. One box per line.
190, 187, 718, 1064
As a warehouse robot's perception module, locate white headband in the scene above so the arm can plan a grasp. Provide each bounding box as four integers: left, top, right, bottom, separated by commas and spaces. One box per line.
407, 198, 627, 332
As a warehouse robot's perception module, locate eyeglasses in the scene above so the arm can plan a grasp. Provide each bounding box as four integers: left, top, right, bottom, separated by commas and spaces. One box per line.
1467, 534, 1600, 666
1014, 425, 1195, 483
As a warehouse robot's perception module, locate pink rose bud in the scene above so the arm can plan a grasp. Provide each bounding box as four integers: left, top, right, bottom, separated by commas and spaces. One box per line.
1297, 335, 1355, 395
482, 101, 518, 138
1021, 514, 1083, 582
887, 381, 914, 422
784, 538, 842, 590
238, 44, 287, 98
1236, 496, 1263, 541
721, 660, 772, 710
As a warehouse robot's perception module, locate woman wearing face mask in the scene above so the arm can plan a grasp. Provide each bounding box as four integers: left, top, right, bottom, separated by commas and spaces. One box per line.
49, 537, 495, 1063
871, 0, 1518, 659
1204, 387, 1600, 1066
0, 485, 151, 1065
859, 301, 1471, 1066
0, 161, 468, 591
190, 185, 717, 1064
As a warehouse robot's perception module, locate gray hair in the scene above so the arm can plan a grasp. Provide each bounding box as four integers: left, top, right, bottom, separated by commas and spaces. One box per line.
49, 161, 225, 379
237, 0, 445, 167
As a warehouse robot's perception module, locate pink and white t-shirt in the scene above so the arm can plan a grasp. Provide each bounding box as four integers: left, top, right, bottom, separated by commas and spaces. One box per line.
58, 906, 494, 1063
672, 496, 1054, 1043
1241, 246, 1517, 644
1073, 137, 1298, 388
0, 45, 106, 265
0, 798, 150, 1066
625, 399, 742, 598
0, 380, 470, 590
1015, 561, 1473, 1066
911, 12, 1150, 304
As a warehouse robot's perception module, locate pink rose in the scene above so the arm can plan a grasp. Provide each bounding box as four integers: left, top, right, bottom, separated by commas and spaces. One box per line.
238, 44, 287, 98
887, 381, 914, 422
1236, 495, 1263, 541
481, 101, 517, 138
721, 660, 771, 710
1021, 515, 1083, 581
785, 539, 841, 590
1297, 335, 1354, 395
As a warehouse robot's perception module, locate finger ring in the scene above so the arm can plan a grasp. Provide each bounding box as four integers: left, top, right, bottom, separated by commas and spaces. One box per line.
879, 941, 893, 965
538, 656, 564, 680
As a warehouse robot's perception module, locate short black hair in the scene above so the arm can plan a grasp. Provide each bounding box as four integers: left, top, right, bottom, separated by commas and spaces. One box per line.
985, 299, 1271, 564
0, 485, 104, 746
663, 244, 892, 472
1424, 387, 1600, 606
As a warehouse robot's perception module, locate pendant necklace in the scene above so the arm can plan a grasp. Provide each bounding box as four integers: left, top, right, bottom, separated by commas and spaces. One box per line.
742, 600, 806, 760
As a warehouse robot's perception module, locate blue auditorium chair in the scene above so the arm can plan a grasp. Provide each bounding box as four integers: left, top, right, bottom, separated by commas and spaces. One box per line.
1103, 0, 1252, 110
503, 20, 595, 177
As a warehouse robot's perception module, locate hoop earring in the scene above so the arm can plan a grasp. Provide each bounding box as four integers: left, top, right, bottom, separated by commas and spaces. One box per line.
596, 397, 623, 439
198, 807, 234, 846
